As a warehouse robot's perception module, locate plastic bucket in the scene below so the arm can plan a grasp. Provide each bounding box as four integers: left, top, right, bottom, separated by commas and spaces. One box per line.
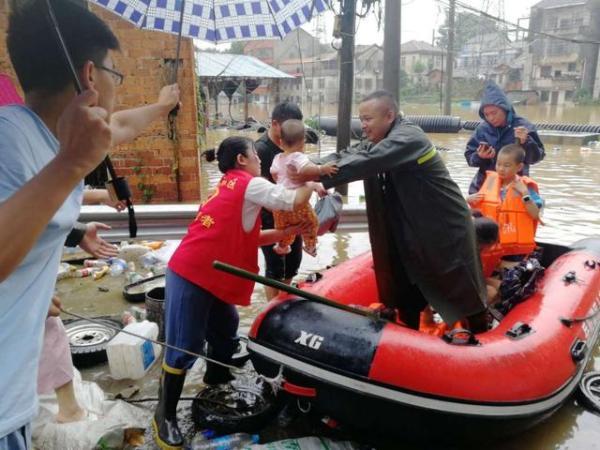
145, 287, 165, 341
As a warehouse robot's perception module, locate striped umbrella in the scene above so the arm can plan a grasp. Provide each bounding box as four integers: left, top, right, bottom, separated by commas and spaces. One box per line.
89, 0, 328, 43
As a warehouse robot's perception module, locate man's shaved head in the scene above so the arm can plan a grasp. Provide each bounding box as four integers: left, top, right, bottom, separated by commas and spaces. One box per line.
361, 90, 398, 116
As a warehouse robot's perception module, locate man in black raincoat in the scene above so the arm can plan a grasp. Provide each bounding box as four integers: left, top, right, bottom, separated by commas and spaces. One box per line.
304, 91, 488, 330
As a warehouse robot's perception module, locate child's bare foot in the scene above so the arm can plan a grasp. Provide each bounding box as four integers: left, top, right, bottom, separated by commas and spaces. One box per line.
273, 244, 291, 255
56, 406, 87, 423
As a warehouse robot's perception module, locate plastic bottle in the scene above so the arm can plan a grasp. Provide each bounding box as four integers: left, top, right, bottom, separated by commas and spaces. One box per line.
141, 253, 159, 269
84, 259, 108, 268
190, 433, 259, 450
189, 429, 217, 448
121, 311, 137, 326
109, 258, 127, 277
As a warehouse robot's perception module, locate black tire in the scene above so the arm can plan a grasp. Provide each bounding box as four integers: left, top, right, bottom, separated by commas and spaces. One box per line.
64, 317, 122, 368
578, 371, 600, 413
146, 287, 165, 341
191, 379, 281, 433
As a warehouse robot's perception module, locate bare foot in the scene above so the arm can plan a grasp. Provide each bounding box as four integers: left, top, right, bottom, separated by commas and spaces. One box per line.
56, 407, 87, 423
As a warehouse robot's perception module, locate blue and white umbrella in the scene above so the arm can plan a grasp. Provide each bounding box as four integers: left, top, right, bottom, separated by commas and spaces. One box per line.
90, 0, 328, 43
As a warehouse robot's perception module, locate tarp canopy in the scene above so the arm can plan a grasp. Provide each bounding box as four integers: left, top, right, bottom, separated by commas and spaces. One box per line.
196, 52, 293, 79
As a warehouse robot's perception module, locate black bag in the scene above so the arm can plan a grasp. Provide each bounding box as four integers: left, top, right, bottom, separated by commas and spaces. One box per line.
314, 192, 343, 236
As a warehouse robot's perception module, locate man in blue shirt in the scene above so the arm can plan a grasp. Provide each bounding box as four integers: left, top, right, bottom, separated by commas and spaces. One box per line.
0, 1, 120, 447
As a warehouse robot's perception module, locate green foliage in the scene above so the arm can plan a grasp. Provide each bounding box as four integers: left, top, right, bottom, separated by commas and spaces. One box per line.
573, 88, 600, 105
133, 159, 155, 203
304, 117, 319, 129
228, 41, 247, 54
412, 60, 426, 74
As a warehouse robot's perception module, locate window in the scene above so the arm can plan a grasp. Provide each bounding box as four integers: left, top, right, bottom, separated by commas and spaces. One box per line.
356, 78, 363, 89
305, 79, 313, 89
541, 91, 549, 102
565, 90, 574, 100
541, 66, 552, 78
574, 16, 584, 27
318, 78, 325, 89
554, 70, 562, 78
546, 16, 558, 29
401, 57, 406, 67
365, 79, 373, 90
559, 18, 571, 29
568, 63, 577, 72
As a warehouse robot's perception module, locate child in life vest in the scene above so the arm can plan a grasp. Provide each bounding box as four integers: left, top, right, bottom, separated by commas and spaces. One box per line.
468, 144, 543, 265
270, 119, 338, 256
153, 136, 320, 450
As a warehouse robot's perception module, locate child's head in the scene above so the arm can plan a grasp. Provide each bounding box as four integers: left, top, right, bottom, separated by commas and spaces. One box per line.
495, 144, 525, 181
473, 216, 499, 250
280, 119, 306, 152
204, 136, 259, 175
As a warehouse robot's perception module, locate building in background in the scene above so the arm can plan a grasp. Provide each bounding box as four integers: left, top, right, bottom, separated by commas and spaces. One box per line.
527, 0, 600, 104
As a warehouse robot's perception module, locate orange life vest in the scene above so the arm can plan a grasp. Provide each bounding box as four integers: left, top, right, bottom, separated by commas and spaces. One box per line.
478, 171, 539, 257
480, 243, 504, 277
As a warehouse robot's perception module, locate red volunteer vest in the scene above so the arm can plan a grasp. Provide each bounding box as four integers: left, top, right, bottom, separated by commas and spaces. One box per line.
478, 171, 539, 257
169, 170, 261, 306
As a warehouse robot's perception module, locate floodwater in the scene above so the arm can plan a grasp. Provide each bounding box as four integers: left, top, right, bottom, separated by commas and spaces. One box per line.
58, 101, 600, 449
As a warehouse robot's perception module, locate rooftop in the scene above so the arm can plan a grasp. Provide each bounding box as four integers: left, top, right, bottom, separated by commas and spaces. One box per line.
195, 52, 292, 79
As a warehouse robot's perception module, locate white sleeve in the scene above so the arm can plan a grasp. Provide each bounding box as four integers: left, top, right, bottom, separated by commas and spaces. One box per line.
241, 177, 297, 232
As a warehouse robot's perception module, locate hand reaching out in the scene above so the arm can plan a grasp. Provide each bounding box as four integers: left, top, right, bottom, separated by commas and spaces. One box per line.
79, 222, 118, 259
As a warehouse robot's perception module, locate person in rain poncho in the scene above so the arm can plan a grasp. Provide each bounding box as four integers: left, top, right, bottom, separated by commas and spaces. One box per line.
465, 81, 545, 194
291, 90, 489, 331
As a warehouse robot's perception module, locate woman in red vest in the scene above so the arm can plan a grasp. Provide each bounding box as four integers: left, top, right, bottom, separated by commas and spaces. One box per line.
153, 136, 318, 449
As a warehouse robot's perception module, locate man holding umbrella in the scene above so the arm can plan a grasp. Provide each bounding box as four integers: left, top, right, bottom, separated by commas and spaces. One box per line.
0, 1, 177, 447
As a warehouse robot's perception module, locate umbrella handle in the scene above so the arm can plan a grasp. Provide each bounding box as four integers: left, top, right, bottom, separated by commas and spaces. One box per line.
45, 0, 82, 94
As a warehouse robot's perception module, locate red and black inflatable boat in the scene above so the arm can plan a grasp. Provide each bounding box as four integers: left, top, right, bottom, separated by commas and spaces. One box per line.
248, 239, 600, 440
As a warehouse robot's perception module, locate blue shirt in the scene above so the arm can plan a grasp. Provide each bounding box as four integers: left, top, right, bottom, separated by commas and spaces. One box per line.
0, 105, 82, 437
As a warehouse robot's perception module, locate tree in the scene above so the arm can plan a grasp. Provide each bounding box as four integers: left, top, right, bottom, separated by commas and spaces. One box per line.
228, 41, 247, 54
436, 11, 498, 52
412, 60, 426, 74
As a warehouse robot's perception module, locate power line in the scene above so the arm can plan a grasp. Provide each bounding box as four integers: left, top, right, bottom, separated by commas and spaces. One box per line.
435, 0, 600, 45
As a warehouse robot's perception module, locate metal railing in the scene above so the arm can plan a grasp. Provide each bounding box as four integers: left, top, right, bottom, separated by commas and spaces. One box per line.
80, 204, 369, 241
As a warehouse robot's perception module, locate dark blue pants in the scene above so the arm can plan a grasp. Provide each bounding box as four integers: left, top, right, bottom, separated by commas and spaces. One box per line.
163, 269, 239, 373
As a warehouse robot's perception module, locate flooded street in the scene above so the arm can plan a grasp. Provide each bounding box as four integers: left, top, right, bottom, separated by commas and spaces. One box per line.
58, 101, 600, 449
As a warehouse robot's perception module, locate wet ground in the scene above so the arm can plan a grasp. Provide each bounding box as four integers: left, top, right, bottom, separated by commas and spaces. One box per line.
54, 101, 600, 449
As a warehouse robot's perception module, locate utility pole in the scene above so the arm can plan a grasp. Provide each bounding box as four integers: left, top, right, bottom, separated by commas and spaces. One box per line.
383, 0, 401, 101
335, 0, 356, 196
444, 0, 455, 115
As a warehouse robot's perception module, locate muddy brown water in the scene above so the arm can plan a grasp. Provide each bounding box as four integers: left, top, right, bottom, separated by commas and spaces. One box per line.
57, 102, 600, 449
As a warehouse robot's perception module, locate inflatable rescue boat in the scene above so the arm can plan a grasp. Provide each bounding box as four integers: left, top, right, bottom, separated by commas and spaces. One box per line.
248, 239, 600, 440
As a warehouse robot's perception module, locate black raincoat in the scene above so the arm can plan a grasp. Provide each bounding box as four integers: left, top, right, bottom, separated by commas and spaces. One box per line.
320, 117, 487, 326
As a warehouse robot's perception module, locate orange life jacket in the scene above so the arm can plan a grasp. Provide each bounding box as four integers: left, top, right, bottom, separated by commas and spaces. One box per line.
480, 243, 504, 277
478, 171, 539, 257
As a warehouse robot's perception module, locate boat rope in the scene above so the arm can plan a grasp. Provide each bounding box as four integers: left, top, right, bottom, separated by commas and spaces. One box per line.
560, 307, 600, 327
60, 307, 248, 373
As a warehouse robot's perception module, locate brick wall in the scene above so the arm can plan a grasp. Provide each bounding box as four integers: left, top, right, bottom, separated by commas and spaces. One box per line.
0, 0, 202, 203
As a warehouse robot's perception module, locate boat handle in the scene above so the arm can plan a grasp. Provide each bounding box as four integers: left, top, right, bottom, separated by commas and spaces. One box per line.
442, 328, 481, 346
571, 339, 587, 363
